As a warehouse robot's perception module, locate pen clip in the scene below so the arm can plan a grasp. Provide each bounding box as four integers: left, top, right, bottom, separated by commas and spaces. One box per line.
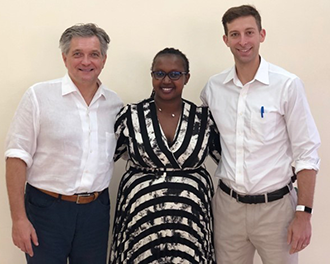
261, 106, 264, 118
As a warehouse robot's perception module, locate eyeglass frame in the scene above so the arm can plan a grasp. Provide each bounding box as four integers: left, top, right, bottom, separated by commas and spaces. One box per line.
151, 70, 188, 80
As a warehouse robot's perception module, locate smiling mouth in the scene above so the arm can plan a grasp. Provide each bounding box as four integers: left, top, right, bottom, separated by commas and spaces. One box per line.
238, 47, 252, 53
161, 87, 173, 91
79, 68, 94, 72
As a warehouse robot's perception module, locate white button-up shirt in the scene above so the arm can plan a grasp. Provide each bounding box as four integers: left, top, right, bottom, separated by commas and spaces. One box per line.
5, 74, 123, 195
201, 57, 320, 194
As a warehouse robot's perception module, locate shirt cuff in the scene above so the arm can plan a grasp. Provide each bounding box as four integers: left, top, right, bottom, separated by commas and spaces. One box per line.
295, 159, 320, 174
4, 149, 33, 168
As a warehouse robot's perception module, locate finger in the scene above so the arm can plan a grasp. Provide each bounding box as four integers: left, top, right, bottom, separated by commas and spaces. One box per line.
19, 241, 32, 257
25, 240, 34, 257
295, 238, 310, 253
296, 240, 305, 252
305, 237, 311, 246
289, 238, 299, 254
17, 242, 27, 254
290, 245, 296, 254
301, 241, 309, 251
31, 229, 39, 247
287, 227, 293, 245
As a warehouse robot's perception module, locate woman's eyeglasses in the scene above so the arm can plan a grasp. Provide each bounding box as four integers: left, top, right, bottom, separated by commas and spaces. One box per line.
151, 71, 187, 80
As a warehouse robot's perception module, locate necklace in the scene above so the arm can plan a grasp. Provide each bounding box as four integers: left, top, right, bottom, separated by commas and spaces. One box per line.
158, 107, 176, 118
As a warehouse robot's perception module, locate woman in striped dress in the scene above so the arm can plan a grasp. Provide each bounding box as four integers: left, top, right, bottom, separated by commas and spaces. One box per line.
110, 48, 221, 264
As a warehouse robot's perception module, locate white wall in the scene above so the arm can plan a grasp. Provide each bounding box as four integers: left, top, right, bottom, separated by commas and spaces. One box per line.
1, 0, 329, 263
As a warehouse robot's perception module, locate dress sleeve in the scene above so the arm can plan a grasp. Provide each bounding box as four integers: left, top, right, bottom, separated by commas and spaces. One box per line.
208, 110, 221, 164
114, 105, 130, 161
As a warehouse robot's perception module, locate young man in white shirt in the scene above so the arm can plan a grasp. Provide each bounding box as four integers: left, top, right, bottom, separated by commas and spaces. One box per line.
201, 5, 320, 264
5, 23, 123, 264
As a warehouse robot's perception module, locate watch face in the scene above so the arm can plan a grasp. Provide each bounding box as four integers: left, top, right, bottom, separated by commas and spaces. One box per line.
304, 206, 313, 214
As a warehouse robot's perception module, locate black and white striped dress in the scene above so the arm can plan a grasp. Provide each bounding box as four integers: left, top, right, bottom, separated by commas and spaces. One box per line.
110, 98, 220, 264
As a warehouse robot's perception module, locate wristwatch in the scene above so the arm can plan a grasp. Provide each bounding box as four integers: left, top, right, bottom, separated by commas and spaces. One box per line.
296, 205, 313, 214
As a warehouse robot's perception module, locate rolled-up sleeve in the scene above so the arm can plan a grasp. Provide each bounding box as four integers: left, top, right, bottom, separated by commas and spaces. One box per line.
5, 88, 39, 168
285, 78, 321, 174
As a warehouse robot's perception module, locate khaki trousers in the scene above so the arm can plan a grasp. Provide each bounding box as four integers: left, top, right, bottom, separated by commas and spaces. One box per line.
213, 183, 298, 264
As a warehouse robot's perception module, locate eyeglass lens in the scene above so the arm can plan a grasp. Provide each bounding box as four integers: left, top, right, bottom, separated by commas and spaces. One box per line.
152, 71, 185, 80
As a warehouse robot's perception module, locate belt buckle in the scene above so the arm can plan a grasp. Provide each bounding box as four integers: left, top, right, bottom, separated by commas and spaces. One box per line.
236, 193, 240, 203
76, 193, 92, 204
229, 189, 239, 202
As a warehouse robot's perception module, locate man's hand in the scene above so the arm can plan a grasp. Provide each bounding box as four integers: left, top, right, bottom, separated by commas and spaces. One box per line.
287, 212, 312, 254
6, 158, 38, 257
287, 169, 316, 254
12, 218, 38, 257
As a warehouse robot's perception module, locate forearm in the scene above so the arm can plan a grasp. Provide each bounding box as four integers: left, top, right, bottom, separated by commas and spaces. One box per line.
6, 158, 28, 222
287, 169, 316, 253
296, 169, 316, 209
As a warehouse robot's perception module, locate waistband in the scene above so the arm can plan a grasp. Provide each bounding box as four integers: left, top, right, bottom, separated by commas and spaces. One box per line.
27, 183, 106, 204
219, 180, 293, 204
128, 164, 204, 175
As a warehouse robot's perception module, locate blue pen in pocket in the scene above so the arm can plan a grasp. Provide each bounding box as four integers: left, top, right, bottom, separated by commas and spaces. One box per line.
260, 106, 264, 118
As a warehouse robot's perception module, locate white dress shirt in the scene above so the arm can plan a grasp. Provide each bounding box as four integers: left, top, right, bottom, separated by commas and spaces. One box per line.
201, 57, 320, 194
5, 74, 123, 195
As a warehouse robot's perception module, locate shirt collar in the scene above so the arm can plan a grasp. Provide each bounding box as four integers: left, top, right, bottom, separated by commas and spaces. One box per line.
61, 74, 77, 95
254, 57, 269, 85
223, 56, 270, 86
61, 73, 107, 99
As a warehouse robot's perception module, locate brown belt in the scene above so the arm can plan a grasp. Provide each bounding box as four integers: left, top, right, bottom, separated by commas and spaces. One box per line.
38, 188, 101, 204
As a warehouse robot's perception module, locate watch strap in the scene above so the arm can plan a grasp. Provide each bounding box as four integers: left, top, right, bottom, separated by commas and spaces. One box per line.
296, 205, 313, 214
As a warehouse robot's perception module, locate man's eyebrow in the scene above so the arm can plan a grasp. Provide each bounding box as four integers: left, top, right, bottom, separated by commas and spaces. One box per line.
70, 49, 101, 53
229, 27, 256, 33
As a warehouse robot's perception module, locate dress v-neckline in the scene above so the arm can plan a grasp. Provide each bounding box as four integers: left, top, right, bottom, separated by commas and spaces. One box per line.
153, 101, 184, 150
159, 115, 182, 149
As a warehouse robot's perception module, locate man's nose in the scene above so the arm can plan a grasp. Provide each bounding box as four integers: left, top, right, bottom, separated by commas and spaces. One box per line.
81, 55, 91, 65
239, 35, 247, 46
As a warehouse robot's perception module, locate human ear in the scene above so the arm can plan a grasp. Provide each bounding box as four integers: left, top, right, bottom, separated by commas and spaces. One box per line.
62, 53, 68, 67
184, 73, 190, 85
260, 29, 266, 43
223, 35, 229, 46
102, 54, 107, 69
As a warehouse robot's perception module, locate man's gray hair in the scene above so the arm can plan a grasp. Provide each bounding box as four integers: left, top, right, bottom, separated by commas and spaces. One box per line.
59, 23, 110, 56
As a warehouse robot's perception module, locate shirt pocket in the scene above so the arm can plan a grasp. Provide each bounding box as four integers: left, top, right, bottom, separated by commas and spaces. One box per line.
250, 112, 277, 142
105, 132, 116, 162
